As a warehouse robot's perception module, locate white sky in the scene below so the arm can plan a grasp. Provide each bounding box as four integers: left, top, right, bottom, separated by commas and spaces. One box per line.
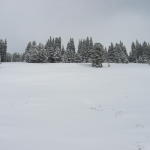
0, 0, 150, 52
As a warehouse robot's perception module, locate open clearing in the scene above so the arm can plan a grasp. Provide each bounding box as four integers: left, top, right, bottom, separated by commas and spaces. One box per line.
0, 63, 150, 150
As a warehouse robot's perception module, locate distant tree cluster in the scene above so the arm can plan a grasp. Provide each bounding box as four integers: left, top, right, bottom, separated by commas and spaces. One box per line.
77, 37, 93, 63
23, 37, 128, 67
6, 52, 24, 62
129, 41, 150, 63
107, 42, 128, 63
0, 39, 24, 63
91, 43, 104, 67
24, 37, 106, 67
23, 37, 150, 67
24, 38, 62, 63
1, 36, 150, 67
0, 39, 7, 62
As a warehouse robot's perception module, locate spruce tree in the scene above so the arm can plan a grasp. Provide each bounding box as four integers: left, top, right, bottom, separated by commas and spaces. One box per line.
65, 38, 76, 63
53, 37, 62, 62
61, 46, 66, 63
129, 42, 136, 62
77, 37, 93, 63
75, 53, 82, 63
88, 37, 94, 62
45, 37, 55, 62
114, 42, 128, 63
91, 43, 104, 67
102, 47, 108, 62
108, 43, 115, 63
0, 39, 7, 62
37, 43, 48, 63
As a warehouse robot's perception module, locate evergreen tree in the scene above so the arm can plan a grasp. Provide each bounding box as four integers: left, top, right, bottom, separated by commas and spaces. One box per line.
77, 37, 93, 63
25, 42, 48, 63
54, 37, 61, 50
37, 43, 48, 63
65, 38, 76, 63
53, 37, 62, 62
25, 41, 37, 62
102, 47, 108, 62
129, 41, 150, 63
25, 41, 32, 51
129, 42, 137, 62
108, 42, 128, 63
74, 53, 82, 63
91, 43, 104, 67
88, 37, 94, 62
45, 37, 55, 62
136, 40, 142, 62
108, 43, 115, 63
25, 44, 39, 63
114, 42, 128, 63
0, 39, 7, 62
53, 46, 62, 62
140, 41, 150, 63
84, 37, 90, 62
45, 37, 62, 62
61, 46, 66, 63
77, 40, 83, 62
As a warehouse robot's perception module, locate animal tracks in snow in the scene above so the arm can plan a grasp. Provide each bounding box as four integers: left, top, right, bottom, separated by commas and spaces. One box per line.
88, 104, 126, 118
89, 104, 104, 112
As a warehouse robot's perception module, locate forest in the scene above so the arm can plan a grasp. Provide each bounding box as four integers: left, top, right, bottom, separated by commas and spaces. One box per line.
1, 37, 150, 67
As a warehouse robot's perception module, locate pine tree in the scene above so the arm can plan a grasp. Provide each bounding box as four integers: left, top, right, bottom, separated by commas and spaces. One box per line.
129, 42, 137, 62
54, 37, 61, 50
84, 37, 90, 62
114, 42, 128, 63
77, 37, 94, 63
25, 41, 37, 62
45, 37, 55, 62
88, 37, 94, 62
0, 39, 7, 62
75, 53, 82, 63
25, 42, 48, 63
91, 43, 104, 67
77, 40, 83, 62
25, 42, 32, 51
24, 41, 32, 61
102, 47, 108, 62
135, 40, 142, 63
53, 37, 62, 62
45, 37, 62, 62
37, 43, 48, 63
65, 38, 76, 63
129, 41, 150, 63
53, 46, 62, 62
108, 43, 115, 63
108, 42, 128, 63
61, 46, 66, 63
26, 46, 39, 63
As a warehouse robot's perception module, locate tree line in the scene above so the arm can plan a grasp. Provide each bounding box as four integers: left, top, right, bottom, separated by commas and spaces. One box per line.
1, 37, 150, 67
0, 39, 7, 62
0, 39, 24, 62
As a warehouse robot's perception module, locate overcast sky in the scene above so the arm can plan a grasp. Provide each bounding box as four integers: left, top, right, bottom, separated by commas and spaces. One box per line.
0, 0, 150, 52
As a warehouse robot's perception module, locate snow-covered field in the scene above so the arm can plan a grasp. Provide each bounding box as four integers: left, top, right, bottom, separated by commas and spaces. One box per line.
0, 63, 150, 150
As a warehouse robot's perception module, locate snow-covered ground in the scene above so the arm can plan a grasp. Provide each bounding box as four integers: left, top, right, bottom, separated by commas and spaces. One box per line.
0, 63, 150, 150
